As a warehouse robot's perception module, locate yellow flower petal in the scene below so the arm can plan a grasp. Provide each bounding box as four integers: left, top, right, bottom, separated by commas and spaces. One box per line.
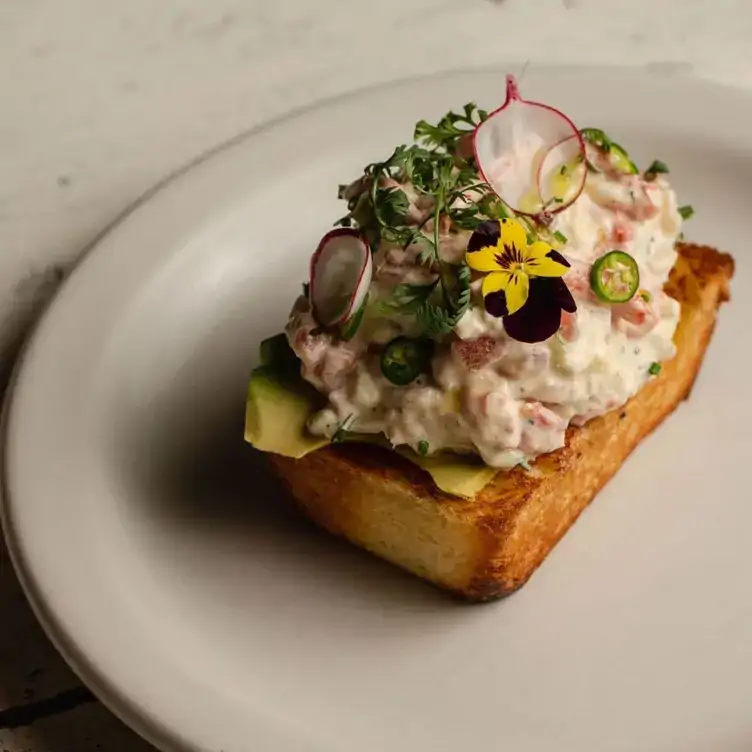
498, 218, 528, 257
482, 270, 529, 315
481, 270, 511, 296
466, 244, 502, 273
502, 272, 530, 314
523, 241, 570, 278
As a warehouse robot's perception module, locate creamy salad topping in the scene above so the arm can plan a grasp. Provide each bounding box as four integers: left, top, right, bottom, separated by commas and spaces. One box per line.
283, 78, 694, 469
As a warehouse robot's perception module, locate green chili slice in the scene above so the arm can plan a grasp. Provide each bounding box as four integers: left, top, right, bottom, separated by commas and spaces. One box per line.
609, 143, 639, 175
581, 128, 638, 175
590, 251, 640, 304
381, 336, 433, 386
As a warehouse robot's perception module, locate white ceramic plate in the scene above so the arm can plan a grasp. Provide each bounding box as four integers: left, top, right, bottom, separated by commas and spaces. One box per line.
2, 68, 752, 752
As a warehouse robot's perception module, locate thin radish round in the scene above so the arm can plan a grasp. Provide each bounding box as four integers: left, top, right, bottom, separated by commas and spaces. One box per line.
473, 75, 586, 217
309, 228, 372, 328
536, 134, 587, 211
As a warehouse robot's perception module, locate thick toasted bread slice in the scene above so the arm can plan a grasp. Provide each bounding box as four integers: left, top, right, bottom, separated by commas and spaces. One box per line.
269, 243, 734, 601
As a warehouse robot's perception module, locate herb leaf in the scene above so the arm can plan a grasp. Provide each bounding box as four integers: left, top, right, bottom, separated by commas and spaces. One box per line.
382, 281, 438, 314
645, 159, 669, 177
678, 204, 695, 220
413, 103, 488, 153
333, 104, 508, 339
417, 440, 430, 457
374, 187, 410, 227
332, 414, 356, 443
418, 263, 471, 337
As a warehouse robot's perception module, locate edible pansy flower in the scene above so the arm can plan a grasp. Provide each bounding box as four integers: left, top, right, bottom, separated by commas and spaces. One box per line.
465, 218, 577, 343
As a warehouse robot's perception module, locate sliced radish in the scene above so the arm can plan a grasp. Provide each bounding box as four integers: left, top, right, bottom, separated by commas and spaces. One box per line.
309, 228, 372, 328
536, 134, 587, 212
473, 75, 586, 217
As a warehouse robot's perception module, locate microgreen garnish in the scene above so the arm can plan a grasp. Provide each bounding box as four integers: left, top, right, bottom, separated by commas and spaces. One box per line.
553, 230, 568, 244
413, 103, 488, 153
648, 362, 662, 376
678, 205, 695, 220
374, 186, 411, 229
381, 270, 471, 338
334, 104, 510, 337
645, 160, 669, 179
418, 440, 430, 457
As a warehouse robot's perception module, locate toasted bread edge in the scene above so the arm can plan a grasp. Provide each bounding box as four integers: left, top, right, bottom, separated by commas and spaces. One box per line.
268, 243, 734, 601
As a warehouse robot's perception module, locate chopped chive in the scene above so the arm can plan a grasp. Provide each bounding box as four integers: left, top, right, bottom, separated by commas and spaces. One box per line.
639, 290, 652, 302
678, 205, 695, 220
418, 440, 430, 457
645, 160, 669, 177
332, 414, 355, 443
553, 230, 568, 244
648, 362, 662, 376
585, 159, 600, 174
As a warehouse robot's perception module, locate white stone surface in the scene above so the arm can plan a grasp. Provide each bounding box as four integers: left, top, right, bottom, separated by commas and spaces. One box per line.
1, 0, 751, 749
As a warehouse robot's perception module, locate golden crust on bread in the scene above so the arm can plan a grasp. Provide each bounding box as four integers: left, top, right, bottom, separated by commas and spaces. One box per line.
269, 243, 735, 601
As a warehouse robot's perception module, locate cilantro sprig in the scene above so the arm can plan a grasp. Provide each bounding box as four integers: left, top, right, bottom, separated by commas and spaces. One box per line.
333, 105, 503, 337
413, 103, 488, 153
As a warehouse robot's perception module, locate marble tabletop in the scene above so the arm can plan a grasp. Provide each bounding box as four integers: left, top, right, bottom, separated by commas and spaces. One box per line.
2, 0, 752, 749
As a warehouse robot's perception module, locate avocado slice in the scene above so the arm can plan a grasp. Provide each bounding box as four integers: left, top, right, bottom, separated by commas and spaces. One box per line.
401, 450, 498, 499
244, 366, 329, 458
244, 364, 500, 498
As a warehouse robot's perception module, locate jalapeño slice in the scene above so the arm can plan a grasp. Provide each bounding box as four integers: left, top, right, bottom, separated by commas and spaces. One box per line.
381, 336, 433, 386
590, 251, 640, 304
580, 128, 610, 150
608, 142, 639, 175
580, 128, 638, 175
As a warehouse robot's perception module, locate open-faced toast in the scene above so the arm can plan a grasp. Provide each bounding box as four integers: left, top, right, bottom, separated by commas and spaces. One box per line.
268, 242, 734, 601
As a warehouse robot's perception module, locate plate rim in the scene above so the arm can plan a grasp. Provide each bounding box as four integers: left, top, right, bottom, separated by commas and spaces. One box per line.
2, 63, 750, 752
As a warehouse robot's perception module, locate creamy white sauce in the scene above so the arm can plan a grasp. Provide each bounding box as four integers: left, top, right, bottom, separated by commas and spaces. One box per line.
287, 167, 683, 469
